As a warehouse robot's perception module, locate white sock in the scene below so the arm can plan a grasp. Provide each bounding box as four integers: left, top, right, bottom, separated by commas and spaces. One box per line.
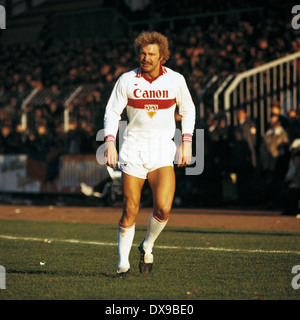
143, 213, 168, 255
117, 223, 135, 273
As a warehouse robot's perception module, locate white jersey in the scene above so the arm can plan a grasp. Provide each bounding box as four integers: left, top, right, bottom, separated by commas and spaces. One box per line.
104, 66, 195, 149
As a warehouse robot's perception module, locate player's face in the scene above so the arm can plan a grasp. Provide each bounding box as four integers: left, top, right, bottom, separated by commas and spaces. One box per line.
139, 44, 163, 78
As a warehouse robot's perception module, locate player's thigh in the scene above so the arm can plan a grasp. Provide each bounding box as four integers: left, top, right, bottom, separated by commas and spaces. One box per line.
147, 166, 175, 217
121, 172, 145, 220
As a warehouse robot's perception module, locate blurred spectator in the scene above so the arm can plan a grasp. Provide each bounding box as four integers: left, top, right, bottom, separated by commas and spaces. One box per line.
64, 122, 81, 154
199, 113, 223, 205
0, 124, 24, 154
217, 113, 231, 172
286, 109, 300, 143
34, 124, 51, 154
270, 103, 289, 128
78, 120, 98, 154
260, 111, 290, 204
230, 108, 257, 205
47, 101, 64, 131
260, 112, 290, 176
0, 126, 12, 154
276, 140, 300, 215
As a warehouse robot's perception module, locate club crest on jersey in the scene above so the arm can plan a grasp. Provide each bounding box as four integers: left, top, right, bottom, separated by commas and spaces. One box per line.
144, 104, 158, 118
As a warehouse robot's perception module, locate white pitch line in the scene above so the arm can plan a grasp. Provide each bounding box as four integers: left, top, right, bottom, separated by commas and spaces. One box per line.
0, 234, 300, 255
0, 235, 116, 247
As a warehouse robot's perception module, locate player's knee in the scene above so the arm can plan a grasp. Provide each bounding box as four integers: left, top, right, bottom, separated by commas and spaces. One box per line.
122, 196, 140, 219
153, 204, 171, 221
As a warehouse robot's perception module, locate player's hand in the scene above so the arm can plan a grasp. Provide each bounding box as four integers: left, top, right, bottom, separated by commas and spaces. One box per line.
176, 142, 192, 167
104, 142, 118, 169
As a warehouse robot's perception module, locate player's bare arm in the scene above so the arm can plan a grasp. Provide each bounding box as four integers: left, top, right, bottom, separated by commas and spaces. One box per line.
176, 141, 192, 167
104, 141, 118, 169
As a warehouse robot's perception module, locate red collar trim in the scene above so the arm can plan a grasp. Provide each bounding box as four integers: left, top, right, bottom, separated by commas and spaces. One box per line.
136, 65, 167, 83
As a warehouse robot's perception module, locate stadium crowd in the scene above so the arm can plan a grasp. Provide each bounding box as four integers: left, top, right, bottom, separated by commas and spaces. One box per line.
0, 3, 300, 213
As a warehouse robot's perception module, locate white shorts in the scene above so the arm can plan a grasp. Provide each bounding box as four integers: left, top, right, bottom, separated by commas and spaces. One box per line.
118, 140, 176, 179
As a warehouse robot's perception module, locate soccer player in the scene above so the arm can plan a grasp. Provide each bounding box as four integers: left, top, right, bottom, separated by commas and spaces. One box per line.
104, 31, 196, 277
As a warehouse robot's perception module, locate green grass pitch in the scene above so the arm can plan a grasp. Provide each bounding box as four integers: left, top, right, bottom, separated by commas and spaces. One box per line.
0, 219, 300, 300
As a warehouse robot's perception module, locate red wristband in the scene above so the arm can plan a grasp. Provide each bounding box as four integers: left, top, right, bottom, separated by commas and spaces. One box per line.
182, 133, 192, 143
105, 135, 116, 143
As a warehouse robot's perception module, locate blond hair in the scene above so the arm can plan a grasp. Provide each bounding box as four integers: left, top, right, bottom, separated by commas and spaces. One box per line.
134, 31, 170, 64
